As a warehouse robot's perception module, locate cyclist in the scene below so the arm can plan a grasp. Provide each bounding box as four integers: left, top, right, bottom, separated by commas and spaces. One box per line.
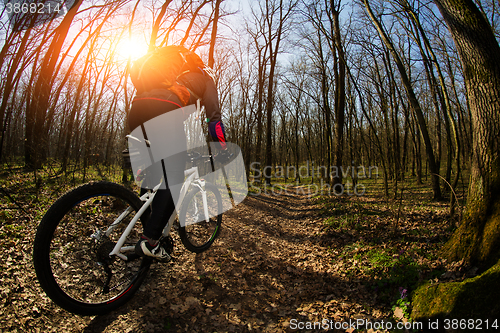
128, 46, 227, 260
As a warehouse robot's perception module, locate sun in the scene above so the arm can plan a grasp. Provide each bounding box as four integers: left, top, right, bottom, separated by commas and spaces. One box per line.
115, 37, 149, 61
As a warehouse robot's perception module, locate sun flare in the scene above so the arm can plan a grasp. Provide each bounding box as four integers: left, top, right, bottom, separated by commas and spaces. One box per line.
116, 37, 149, 61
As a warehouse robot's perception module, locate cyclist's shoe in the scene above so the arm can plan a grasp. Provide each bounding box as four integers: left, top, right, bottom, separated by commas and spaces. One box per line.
135, 237, 171, 262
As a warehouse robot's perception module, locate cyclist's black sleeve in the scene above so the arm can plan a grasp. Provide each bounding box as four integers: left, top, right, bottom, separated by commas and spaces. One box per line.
177, 72, 221, 123
177, 72, 226, 149
201, 75, 221, 123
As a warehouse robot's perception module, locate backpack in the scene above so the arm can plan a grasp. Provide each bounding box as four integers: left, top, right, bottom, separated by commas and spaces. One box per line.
130, 45, 206, 105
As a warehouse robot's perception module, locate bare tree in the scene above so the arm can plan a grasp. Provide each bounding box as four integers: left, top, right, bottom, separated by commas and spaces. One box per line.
208, 0, 222, 68
24, 0, 85, 169
262, 0, 295, 185
363, 0, 442, 200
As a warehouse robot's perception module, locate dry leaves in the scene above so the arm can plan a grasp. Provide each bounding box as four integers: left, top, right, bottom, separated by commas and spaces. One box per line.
0, 175, 456, 332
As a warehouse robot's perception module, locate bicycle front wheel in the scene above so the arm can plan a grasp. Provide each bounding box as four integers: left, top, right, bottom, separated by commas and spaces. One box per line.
178, 183, 222, 253
33, 181, 151, 315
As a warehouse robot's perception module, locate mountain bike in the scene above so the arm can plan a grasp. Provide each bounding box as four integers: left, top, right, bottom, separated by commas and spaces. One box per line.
32, 151, 222, 315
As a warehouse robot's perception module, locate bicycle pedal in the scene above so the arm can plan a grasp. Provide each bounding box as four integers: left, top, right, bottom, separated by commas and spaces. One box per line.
159, 236, 174, 255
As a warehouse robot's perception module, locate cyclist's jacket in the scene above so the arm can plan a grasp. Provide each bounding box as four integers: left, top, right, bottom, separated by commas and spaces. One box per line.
129, 45, 226, 149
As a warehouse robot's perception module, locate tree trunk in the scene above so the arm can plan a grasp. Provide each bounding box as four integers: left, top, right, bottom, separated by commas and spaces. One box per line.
208, 0, 222, 68
149, 0, 173, 50
435, 0, 500, 268
25, 0, 83, 169
405, 3, 460, 197
331, 3, 346, 189
0, 29, 31, 162
363, 0, 442, 200
254, 46, 266, 180
264, 0, 292, 186
318, 34, 332, 181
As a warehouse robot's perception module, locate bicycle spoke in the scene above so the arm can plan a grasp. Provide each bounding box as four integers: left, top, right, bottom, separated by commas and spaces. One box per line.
33, 182, 151, 315
48, 194, 144, 303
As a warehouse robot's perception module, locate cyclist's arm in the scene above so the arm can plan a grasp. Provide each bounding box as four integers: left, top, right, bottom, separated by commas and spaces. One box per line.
200, 75, 226, 150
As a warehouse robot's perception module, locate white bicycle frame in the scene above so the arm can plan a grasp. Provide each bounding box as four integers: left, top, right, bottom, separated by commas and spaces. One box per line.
104, 165, 211, 261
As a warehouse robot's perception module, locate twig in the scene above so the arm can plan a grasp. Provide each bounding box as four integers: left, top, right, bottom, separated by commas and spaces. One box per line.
0, 185, 30, 217
431, 173, 462, 219
393, 185, 405, 235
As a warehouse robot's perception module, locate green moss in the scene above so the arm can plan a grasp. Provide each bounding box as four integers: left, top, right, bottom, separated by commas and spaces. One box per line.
412, 259, 500, 321
477, 199, 500, 264
441, 174, 500, 266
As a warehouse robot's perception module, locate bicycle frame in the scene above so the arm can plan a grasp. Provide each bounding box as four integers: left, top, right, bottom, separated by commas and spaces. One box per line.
107, 165, 210, 261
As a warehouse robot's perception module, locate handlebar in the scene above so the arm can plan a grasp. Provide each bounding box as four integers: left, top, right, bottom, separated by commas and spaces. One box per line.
186, 151, 212, 162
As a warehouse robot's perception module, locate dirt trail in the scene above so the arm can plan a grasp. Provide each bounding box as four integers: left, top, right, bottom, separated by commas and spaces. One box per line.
1, 186, 390, 333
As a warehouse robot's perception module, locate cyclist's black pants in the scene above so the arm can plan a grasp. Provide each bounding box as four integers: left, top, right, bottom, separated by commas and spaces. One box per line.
143, 176, 178, 240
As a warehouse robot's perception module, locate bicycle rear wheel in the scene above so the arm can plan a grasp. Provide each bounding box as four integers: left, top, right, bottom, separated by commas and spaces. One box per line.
33, 181, 151, 315
178, 183, 222, 253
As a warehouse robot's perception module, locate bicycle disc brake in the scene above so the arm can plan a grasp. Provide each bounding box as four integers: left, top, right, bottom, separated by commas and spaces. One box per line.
95, 236, 115, 262
94, 236, 116, 294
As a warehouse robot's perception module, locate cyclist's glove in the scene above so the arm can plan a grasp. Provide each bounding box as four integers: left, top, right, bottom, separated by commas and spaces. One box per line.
208, 120, 227, 150
215, 149, 232, 164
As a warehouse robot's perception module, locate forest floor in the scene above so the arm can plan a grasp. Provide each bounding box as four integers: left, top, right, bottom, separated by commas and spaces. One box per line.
0, 166, 474, 332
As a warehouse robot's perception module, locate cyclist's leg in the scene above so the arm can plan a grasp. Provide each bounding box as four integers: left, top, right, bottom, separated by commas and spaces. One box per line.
142, 188, 175, 240
141, 135, 187, 241
136, 163, 178, 260
137, 146, 187, 259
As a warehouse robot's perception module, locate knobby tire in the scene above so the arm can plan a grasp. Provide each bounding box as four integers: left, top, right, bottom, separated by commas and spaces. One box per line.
33, 181, 151, 315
